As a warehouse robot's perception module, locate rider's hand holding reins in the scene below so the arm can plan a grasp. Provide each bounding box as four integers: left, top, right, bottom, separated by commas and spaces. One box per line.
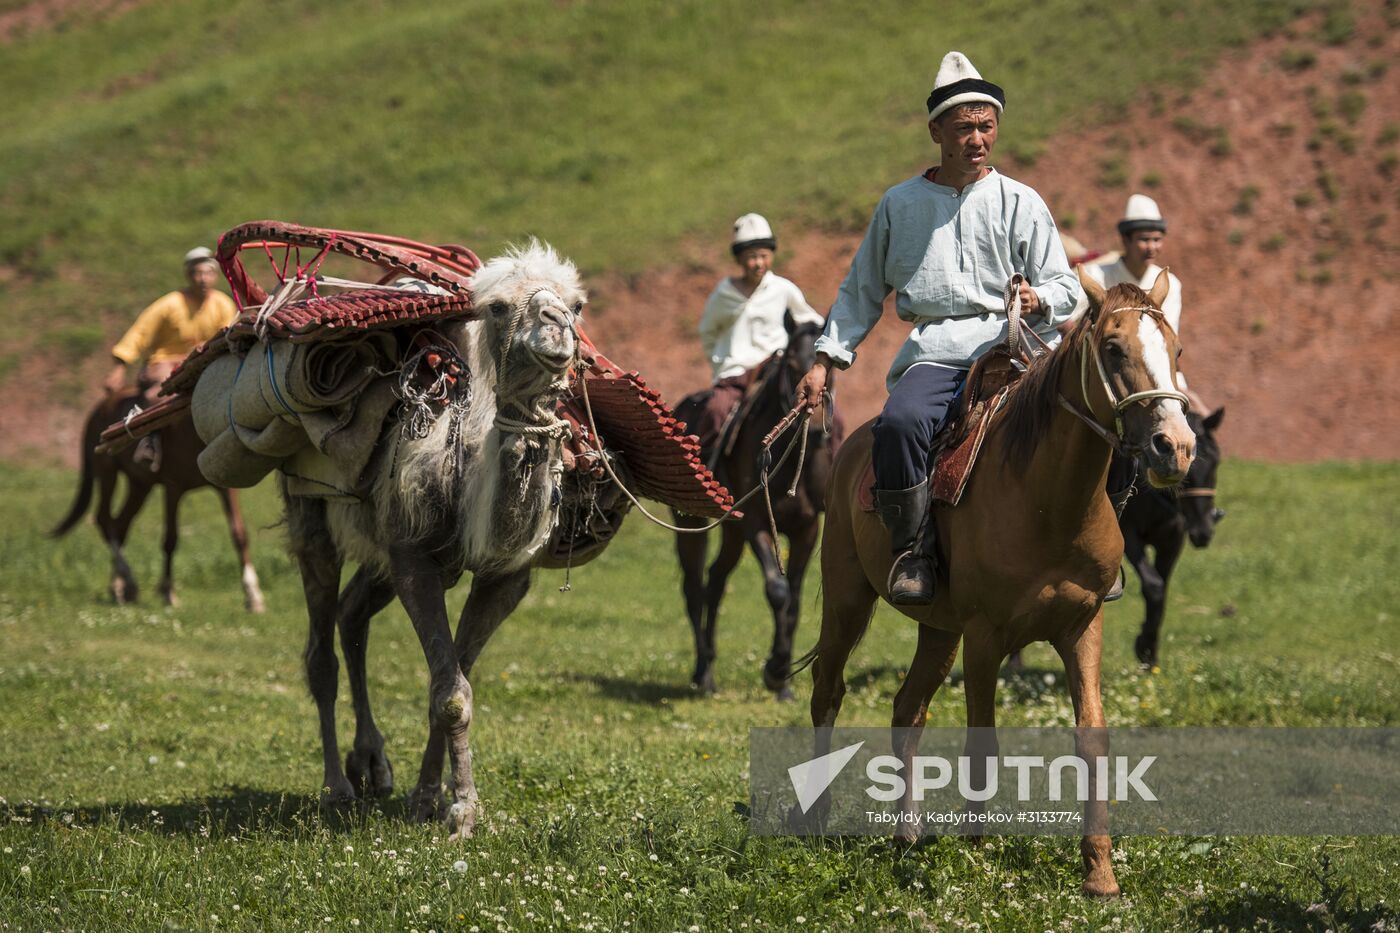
796, 353, 832, 413
1017, 279, 1042, 316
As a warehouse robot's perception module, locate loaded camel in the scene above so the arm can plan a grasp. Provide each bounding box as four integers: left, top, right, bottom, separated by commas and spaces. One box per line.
287, 242, 586, 839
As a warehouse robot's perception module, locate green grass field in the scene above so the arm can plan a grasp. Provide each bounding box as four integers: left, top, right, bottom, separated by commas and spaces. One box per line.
0, 0, 1321, 353
1, 459, 1397, 930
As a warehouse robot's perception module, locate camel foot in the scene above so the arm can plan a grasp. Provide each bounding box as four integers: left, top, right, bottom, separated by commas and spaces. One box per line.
446, 796, 480, 841
346, 747, 394, 799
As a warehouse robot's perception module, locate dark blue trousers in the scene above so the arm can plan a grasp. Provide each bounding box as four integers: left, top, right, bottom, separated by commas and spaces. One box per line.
871, 363, 966, 491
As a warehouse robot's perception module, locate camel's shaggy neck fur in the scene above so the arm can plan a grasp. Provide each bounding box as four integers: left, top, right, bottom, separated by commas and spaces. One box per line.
328, 242, 585, 579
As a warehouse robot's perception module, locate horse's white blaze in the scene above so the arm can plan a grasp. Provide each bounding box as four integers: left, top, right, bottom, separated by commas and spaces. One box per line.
1134, 313, 1185, 417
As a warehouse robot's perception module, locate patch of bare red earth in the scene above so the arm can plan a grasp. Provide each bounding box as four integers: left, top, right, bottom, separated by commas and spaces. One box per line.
4, 1, 1397, 466
0, 0, 149, 45
586, 1, 1400, 463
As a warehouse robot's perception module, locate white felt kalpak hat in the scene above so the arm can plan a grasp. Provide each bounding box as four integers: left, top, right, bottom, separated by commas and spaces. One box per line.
926, 51, 1005, 122
183, 246, 217, 266
1117, 193, 1168, 235
731, 213, 777, 256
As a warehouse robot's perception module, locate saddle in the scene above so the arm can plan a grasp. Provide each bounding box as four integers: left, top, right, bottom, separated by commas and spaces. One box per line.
858, 275, 1037, 511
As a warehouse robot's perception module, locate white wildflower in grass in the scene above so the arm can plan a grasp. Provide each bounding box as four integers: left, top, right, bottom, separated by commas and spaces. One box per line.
344, 845, 354, 854
796, 917, 806, 924
453, 860, 468, 873
148, 755, 159, 765
648, 853, 658, 862
19, 865, 31, 878
175, 761, 186, 769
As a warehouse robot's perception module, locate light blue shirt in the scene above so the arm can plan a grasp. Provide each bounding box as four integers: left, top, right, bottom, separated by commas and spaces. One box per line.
814, 169, 1081, 390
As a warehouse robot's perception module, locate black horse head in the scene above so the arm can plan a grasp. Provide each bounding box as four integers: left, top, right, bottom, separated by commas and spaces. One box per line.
1179, 407, 1225, 547
777, 310, 823, 406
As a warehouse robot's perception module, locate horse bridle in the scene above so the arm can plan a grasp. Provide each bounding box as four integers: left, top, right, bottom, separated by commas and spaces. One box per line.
1060, 304, 1190, 454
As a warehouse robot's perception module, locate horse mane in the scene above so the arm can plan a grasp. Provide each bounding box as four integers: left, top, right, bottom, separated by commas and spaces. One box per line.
999, 283, 1150, 465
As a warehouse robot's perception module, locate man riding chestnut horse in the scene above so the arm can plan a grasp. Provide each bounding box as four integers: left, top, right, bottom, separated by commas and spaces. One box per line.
796, 51, 1080, 605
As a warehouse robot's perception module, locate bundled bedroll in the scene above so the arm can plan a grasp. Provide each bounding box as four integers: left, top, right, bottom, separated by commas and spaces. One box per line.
100, 221, 737, 522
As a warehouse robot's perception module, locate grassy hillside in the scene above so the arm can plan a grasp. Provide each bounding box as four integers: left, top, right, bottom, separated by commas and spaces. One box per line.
0, 0, 1322, 362
1, 459, 1398, 927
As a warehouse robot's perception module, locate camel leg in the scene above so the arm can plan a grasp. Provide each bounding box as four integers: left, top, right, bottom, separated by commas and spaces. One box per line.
218, 488, 265, 613
1054, 610, 1120, 898
746, 525, 792, 695
409, 567, 532, 824
766, 518, 819, 701
391, 544, 478, 840
673, 519, 715, 693
337, 567, 398, 799
286, 496, 354, 806
1135, 531, 1183, 670
106, 478, 152, 605
158, 486, 182, 608
960, 628, 1002, 840
891, 624, 962, 843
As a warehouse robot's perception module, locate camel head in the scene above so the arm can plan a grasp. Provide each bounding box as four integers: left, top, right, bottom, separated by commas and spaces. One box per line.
469, 240, 586, 394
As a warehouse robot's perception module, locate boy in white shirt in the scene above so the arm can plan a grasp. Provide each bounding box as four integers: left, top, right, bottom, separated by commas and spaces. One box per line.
691, 214, 824, 449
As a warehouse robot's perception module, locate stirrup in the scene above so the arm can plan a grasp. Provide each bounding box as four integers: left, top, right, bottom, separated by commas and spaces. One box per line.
887, 550, 935, 606
1104, 566, 1124, 602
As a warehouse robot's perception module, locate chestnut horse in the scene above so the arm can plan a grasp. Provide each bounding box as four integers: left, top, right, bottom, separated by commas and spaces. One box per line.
796, 269, 1194, 897
51, 391, 265, 612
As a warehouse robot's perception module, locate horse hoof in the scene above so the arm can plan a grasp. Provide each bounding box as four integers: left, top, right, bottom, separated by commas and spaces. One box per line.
346, 749, 395, 799
246, 595, 266, 614
1133, 635, 1157, 669
408, 785, 445, 823
446, 798, 480, 840
110, 581, 138, 605
691, 670, 718, 696
320, 780, 357, 810
773, 684, 796, 703
1082, 876, 1121, 898
785, 803, 827, 835
161, 590, 178, 609
762, 660, 790, 694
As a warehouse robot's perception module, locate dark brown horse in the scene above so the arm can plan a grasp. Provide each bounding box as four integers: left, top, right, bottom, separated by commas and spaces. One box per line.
796, 270, 1194, 896
51, 391, 265, 612
673, 317, 837, 699
1123, 406, 1225, 669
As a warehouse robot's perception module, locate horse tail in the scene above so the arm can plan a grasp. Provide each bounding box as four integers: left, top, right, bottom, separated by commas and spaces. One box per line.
49, 402, 104, 538
788, 643, 821, 677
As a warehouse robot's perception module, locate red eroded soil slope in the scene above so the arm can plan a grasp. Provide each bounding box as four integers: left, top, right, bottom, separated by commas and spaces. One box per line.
583, 0, 1400, 462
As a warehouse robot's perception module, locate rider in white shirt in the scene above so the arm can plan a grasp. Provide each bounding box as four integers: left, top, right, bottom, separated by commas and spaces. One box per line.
691, 214, 824, 449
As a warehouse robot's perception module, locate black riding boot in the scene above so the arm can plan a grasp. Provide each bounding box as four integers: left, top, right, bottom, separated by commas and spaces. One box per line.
874, 479, 935, 606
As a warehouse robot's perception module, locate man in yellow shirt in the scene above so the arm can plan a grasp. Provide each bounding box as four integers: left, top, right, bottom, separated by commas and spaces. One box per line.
104, 247, 239, 465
